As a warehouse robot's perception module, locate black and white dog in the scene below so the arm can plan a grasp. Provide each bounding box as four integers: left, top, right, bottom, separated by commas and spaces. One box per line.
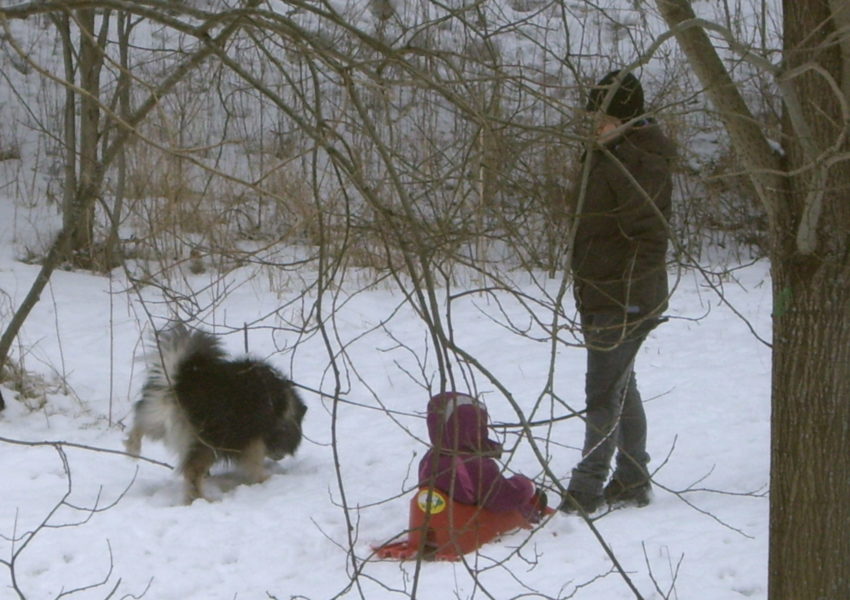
125, 325, 306, 503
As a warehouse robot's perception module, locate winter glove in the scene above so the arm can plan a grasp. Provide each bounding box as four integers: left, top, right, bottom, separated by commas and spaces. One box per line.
527, 489, 549, 524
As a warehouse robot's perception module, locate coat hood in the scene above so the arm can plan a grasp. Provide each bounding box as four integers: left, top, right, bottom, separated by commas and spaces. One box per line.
425, 392, 502, 456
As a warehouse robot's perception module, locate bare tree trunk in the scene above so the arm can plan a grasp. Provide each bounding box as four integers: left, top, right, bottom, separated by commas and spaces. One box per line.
654, 0, 783, 221
769, 2, 850, 597
656, 1, 850, 598
770, 265, 850, 598
55, 13, 77, 229
103, 10, 134, 269
71, 8, 106, 266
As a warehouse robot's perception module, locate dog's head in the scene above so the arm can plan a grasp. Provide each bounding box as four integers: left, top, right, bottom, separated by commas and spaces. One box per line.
265, 380, 307, 461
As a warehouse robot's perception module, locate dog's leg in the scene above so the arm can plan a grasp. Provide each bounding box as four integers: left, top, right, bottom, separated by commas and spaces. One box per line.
124, 426, 143, 457
182, 443, 216, 504
239, 438, 270, 484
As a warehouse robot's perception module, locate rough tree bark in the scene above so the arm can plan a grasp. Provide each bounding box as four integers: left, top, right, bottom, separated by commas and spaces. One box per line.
770, 2, 850, 598
69, 8, 106, 265
656, 1, 850, 598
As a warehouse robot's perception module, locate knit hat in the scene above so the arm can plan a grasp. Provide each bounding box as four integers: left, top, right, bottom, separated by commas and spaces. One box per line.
585, 70, 645, 122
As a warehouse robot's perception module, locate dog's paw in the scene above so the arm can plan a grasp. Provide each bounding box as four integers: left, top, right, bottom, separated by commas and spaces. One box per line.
245, 467, 270, 485
184, 494, 211, 505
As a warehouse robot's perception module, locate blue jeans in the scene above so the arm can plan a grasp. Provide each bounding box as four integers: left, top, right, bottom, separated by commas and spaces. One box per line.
568, 313, 659, 496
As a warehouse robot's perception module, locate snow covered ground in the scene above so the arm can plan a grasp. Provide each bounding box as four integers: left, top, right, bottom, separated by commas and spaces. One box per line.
0, 194, 772, 599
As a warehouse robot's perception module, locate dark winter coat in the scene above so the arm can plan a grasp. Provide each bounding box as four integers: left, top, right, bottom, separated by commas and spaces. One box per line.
570, 121, 676, 320
418, 392, 536, 515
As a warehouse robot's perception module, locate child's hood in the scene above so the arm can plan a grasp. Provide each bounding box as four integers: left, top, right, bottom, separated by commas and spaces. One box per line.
425, 392, 503, 455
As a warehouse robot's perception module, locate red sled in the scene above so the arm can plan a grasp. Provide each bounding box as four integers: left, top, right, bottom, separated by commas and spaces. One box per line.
373, 487, 549, 561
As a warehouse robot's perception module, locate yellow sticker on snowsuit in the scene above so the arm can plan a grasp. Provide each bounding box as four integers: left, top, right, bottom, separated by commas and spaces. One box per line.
417, 489, 447, 514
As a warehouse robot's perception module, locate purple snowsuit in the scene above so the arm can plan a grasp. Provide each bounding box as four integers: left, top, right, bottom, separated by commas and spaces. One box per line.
418, 392, 537, 516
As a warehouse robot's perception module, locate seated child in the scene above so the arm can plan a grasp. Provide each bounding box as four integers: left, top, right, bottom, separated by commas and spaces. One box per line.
417, 391, 547, 523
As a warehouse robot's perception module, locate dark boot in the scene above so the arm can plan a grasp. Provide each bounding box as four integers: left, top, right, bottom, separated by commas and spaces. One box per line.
558, 489, 603, 514
603, 478, 651, 508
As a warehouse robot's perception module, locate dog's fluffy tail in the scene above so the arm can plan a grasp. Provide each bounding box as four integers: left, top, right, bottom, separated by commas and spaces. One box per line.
145, 325, 224, 391
126, 325, 225, 456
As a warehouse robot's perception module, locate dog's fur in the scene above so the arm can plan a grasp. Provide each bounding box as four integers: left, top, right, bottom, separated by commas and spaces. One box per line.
125, 325, 306, 503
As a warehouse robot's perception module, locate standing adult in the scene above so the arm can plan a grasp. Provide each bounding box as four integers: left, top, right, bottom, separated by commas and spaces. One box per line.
560, 70, 676, 514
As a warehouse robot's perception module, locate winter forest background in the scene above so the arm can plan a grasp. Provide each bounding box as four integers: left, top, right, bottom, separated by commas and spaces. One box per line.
1, 0, 838, 598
